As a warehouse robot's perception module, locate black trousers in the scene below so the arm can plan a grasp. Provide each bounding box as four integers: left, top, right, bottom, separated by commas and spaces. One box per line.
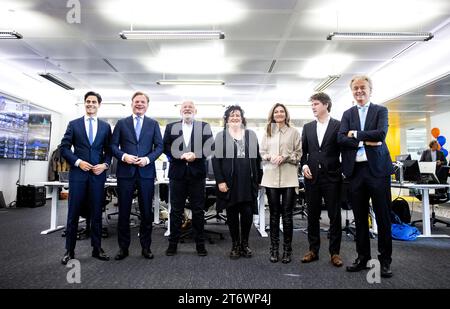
226, 201, 253, 243
169, 177, 206, 245
305, 173, 342, 255
266, 187, 296, 249
117, 175, 155, 250
349, 162, 392, 264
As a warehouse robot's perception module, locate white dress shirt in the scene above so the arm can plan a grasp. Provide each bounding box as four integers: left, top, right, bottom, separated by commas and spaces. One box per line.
182, 120, 193, 147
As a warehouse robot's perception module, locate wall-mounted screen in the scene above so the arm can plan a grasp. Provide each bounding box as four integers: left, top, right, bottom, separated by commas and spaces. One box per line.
0, 95, 51, 161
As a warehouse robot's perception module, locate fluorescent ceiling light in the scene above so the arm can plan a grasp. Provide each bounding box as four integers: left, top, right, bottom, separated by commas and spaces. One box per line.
327, 32, 434, 41
426, 94, 450, 97
76, 102, 125, 106
157, 80, 225, 86
103, 0, 246, 26
38, 73, 74, 90
174, 103, 225, 107
0, 30, 22, 39
314, 75, 340, 92
119, 30, 224, 40
300, 54, 353, 78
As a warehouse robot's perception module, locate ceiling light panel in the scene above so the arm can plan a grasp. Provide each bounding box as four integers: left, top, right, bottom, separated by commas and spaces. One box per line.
103, 0, 246, 26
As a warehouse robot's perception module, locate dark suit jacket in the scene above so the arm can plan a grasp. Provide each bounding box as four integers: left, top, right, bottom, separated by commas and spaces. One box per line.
338, 103, 393, 178
420, 149, 447, 165
163, 120, 214, 180
111, 115, 163, 179
420, 149, 448, 181
60, 116, 112, 183
300, 117, 341, 184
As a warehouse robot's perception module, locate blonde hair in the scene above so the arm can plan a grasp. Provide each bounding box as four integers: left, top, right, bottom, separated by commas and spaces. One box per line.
349, 75, 373, 91
265, 103, 291, 137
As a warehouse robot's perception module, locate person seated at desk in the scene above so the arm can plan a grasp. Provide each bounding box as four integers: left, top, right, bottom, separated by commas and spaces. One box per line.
420, 140, 448, 183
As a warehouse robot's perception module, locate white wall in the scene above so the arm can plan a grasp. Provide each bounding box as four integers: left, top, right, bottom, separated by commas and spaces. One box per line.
0, 61, 77, 205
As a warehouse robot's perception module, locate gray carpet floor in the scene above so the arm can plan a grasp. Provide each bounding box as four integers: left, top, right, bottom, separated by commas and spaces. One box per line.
1, 200, 450, 289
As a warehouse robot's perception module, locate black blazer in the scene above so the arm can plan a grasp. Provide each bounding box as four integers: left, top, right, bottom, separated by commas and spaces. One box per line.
420, 149, 447, 165
338, 103, 393, 178
212, 129, 262, 213
300, 117, 341, 184
163, 120, 214, 180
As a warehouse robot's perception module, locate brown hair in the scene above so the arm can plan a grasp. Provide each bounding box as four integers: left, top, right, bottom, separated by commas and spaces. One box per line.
265, 103, 291, 137
309, 92, 332, 112
131, 91, 149, 103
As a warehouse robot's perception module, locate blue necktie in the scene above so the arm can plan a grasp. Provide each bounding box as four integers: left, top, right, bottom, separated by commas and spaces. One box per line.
88, 117, 94, 145
357, 105, 368, 156
135, 116, 142, 141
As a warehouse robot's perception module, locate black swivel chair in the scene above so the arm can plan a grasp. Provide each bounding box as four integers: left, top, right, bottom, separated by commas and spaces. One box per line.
411, 172, 450, 227
180, 186, 225, 244
341, 179, 356, 239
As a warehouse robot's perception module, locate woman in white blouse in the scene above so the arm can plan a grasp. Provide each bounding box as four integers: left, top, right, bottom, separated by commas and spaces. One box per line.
260, 103, 302, 264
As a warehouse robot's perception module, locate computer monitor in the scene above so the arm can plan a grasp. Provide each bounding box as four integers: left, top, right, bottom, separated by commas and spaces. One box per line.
403, 160, 421, 182
395, 154, 411, 162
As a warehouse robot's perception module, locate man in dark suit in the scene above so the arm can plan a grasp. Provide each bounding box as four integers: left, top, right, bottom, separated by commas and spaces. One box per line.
60, 91, 112, 264
300, 92, 343, 267
111, 91, 163, 260
338, 75, 394, 278
163, 101, 214, 256
420, 140, 448, 182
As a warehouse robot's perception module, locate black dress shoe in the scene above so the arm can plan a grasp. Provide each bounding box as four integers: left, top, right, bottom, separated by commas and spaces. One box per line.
165, 243, 177, 256
61, 251, 75, 265
196, 244, 208, 256
142, 249, 154, 259
92, 248, 110, 261
114, 248, 129, 260
381, 263, 393, 278
346, 258, 370, 272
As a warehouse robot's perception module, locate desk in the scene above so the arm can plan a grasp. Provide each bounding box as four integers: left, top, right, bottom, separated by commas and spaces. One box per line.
391, 182, 450, 237
37, 180, 269, 238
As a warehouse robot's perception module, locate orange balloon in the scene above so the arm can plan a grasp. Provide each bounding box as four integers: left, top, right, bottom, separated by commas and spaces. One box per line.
431, 127, 440, 138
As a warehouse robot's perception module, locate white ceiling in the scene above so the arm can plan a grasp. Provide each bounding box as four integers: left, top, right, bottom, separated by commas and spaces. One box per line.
0, 0, 449, 122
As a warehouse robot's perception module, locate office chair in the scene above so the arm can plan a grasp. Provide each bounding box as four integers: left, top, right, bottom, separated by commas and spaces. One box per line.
340, 179, 356, 239
106, 187, 141, 222
180, 187, 225, 244
61, 188, 111, 239
411, 187, 450, 228
293, 178, 308, 218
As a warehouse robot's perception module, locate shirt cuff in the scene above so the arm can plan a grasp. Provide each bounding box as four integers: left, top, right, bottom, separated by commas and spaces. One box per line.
353, 131, 358, 139
302, 165, 309, 172
104, 163, 109, 169
75, 159, 81, 167
121, 154, 126, 162
145, 157, 150, 165
358, 141, 364, 147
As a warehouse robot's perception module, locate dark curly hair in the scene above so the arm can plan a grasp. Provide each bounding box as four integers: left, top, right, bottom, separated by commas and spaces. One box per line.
223, 105, 247, 128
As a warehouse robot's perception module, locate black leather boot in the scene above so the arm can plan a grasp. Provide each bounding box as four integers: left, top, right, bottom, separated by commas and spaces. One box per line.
270, 243, 279, 263
230, 242, 240, 259
281, 244, 292, 264
240, 240, 252, 258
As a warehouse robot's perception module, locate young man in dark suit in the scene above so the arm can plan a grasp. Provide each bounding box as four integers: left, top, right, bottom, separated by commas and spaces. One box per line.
300, 92, 343, 267
163, 101, 214, 256
111, 91, 163, 260
60, 91, 112, 264
338, 75, 394, 278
